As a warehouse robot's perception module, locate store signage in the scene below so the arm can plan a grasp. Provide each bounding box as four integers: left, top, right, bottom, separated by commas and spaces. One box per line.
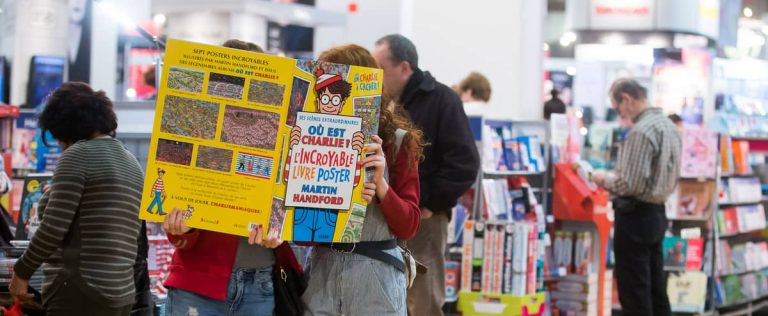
590, 0, 654, 30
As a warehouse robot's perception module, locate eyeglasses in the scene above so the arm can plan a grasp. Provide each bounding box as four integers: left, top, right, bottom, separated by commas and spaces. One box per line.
320, 94, 342, 106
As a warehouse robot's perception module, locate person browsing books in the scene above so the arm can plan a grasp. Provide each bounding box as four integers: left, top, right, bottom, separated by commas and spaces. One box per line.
161, 39, 298, 316
301, 44, 424, 316
592, 78, 681, 316
9, 82, 145, 315
373, 34, 480, 316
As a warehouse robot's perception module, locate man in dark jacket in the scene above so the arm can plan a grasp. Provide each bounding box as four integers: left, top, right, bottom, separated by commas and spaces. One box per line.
373, 34, 480, 316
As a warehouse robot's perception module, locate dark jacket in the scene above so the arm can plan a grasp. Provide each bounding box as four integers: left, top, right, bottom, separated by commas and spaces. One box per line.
400, 69, 480, 217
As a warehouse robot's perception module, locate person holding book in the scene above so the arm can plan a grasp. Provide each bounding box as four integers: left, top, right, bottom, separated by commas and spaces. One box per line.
373, 34, 479, 316
301, 43, 424, 316
161, 40, 299, 316
592, 78, 681, 316
8, 81, 145, 315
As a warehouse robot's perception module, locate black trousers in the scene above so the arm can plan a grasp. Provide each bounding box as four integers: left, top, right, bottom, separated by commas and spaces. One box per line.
613, 197, 671, 316
46, 280, 132, 316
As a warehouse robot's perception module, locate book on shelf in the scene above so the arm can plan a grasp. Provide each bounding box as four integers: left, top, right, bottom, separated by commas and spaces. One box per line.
461, 220, 541, 296
725, 177, 763, 204
461, 220, 475, 292
661, 236, 704, 271
741, 273, 759, 301
481, 223, 495, 294
492, 224, 505, 294
680, 128, 718, 178
501, 127, 522, 171
471, 222, 484, 292
736, 205, 767, 233
685, 238, 704, 271
526, 221, 538, 294
512, 221, 529, 295
547, 273, 599, 316
720, 135, 735, 175
502, 223, 515, 294
663, 237, 688, 269
722, 275, 743, 306
667, 271, 707, 313
481, 125, 504, 171
732, 140, 750, 175
670, 180, 715, 220
717, 207, 740, 236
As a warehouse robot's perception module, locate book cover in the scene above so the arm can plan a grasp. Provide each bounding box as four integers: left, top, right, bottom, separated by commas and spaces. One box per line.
481, 223, 495, 293
728, 177, 763, 204
471, 221, 485, 292
667, 271, 707, 313
527, 222, 537, 294
16, 173, 53, 240
737, 205, 767, 233
732, 140, 750, 175
676, 180, 716, 219
723, 275, 743, 305
501, 128, 521, 171
722, 208, 740, 235
663, 237, 688, 269
731, 244, 747, 273
563, 231, 574, 273
513, 222, 529, 295
720, 135, 734, 175
502, 223, 515, 294
461, 220, 475, 291
575, 231, 593, 275
517, 138, 533, 172
492, 224, 505, 294
685, 238, 704, 271
741, 273, 759, 300
680, 128, 718, 178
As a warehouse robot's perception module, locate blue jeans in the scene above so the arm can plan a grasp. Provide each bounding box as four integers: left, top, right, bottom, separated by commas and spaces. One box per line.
166, 267, 274, 316
147, 191, 165, 215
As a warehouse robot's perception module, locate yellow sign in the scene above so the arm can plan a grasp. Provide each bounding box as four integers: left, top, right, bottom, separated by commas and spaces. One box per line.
140, 39, 383, 242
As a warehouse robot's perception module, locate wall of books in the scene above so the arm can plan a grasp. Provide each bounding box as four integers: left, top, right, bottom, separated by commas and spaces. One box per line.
451, 118, 548, 316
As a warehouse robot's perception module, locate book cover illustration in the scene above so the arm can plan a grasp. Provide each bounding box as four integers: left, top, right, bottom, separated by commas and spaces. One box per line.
15, 173, 52, 240
663, 237, 688, 269
139, 39, 383, 242
680, 128, 718, 178
675, 180, 716, 219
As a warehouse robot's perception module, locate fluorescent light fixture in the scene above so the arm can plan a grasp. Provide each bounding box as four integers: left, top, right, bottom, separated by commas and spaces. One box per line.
563, 31, 577, 42
153, 13, 166, 25
744, 7, 753, 18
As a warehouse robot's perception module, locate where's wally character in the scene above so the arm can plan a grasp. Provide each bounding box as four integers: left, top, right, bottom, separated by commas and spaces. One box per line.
283, 69, 366, 242
147, 168, 167, 215
284, 69, 365, 184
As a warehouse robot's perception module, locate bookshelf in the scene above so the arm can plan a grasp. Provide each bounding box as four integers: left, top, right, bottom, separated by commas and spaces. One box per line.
712, 135, 768, 314
454, 119, 550, 316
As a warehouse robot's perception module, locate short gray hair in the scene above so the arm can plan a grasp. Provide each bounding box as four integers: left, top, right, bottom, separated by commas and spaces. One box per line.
610, 78, 647, 103
376, 34, 419, 69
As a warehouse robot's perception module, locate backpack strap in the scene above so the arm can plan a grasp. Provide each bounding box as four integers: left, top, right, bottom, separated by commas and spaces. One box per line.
393, 128, 407, 164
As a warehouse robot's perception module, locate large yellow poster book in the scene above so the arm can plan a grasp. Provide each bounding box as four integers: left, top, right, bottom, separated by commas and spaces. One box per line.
140, 39, 382, 243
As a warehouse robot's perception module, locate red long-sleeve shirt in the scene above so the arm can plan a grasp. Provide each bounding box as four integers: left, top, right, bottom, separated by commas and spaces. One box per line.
379, 143, 421, 240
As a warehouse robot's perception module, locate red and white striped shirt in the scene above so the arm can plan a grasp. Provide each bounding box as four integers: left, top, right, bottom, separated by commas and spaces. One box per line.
152, 178, 165, 192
